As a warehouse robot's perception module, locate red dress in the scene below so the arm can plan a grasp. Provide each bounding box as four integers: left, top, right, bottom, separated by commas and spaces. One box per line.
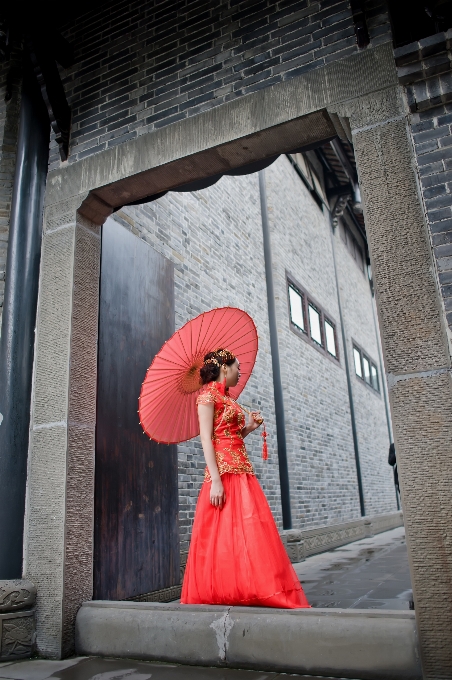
181, 381, 310, 608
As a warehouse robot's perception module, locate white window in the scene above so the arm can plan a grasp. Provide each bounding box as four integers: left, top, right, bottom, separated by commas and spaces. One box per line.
325, 320, 336, 357
288, 277, 339, 361
371, 363, 379, 391
354, 347, 362, 377
288, 286, 305, 332
308, 304, 322, 346
353, 343, 380, 393
363, 355, 371, 384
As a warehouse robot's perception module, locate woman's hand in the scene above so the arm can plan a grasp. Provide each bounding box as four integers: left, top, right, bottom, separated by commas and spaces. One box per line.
242, 411, 263, 437
249, 411, 263, 431
210, 478, 226, 509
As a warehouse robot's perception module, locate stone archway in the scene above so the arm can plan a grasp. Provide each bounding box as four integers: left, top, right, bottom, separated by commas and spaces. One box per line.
24, 42, 452, 676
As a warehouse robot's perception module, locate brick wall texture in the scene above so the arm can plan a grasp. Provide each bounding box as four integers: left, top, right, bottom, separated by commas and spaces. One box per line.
266, 155, 395, 523
411, 103, 452, 330
49, 0, 392, 170
113, 154, 396, 551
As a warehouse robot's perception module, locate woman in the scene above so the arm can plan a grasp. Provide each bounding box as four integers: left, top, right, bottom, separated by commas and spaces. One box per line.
181, 348, 310, 608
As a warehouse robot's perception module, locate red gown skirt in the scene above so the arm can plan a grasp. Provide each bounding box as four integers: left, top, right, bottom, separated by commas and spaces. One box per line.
181, 473, 310, 608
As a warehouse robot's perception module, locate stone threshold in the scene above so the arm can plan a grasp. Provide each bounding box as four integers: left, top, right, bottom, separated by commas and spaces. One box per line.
127, 511, 404, 603
75, 600, 421, 680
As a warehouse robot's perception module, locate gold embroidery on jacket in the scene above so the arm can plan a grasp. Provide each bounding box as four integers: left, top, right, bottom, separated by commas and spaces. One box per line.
196, 382, 255, 482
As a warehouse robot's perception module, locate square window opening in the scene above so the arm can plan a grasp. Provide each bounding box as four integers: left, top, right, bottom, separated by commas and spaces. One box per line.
353, 347, 362, 377
324, 319, 337, 357
308, 304, 323, 346
363, 355, 371, 384
288, 285, 305, 332
371, 363, 379, 391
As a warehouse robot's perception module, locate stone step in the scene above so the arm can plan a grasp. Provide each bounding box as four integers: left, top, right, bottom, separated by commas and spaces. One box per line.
75, 601, 421, 680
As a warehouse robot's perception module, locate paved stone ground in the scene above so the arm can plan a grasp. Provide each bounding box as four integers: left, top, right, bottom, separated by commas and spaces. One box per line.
0, 657, 354, 680
0, 529, 411, 680
294, 526, 413, 610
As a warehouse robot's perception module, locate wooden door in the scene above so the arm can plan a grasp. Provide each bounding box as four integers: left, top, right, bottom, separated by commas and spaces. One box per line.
94, 217, 179, 600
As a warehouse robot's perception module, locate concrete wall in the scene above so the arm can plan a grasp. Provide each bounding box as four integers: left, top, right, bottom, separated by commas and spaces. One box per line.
50, 0, 392, 171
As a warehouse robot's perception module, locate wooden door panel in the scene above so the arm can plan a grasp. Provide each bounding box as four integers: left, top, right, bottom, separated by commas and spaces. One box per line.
94, 217, 179, 600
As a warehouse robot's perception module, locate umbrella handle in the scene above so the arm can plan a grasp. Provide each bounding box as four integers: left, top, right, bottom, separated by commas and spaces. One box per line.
238, 403, 267, 459
238, 402, 262, 423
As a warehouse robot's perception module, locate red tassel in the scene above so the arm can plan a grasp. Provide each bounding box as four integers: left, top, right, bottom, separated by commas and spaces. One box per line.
262, 423, 268, 460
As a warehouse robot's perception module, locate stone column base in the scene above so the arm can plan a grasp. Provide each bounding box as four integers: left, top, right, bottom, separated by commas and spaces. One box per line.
0, 580, 36, 660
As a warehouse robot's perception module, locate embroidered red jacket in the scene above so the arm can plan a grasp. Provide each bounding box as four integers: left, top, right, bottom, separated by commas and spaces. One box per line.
196, 381, 255, 482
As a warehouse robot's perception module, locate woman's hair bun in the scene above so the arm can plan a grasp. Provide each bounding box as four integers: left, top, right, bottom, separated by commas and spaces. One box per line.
199, 348, 236, 385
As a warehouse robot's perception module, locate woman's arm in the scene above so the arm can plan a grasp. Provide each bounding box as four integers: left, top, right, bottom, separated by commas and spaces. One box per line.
198, 403, 226, 509
241, 411, 263, 438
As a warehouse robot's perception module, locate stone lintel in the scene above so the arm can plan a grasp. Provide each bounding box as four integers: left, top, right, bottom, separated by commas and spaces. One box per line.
44, 43, 397, 213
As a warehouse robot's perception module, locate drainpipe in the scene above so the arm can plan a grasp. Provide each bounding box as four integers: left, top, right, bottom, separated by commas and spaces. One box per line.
328, 215, 366, 517
369, 281, 399, 509
0, 61, 50, 577
258, 170, 292, 529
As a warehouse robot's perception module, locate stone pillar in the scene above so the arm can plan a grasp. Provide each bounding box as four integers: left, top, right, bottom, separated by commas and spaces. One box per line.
350, 88, 452, 677
23, 196, 101, 658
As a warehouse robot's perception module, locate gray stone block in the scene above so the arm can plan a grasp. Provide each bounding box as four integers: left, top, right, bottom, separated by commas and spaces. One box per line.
0, 582, 36, 613
0, 581, 37, 661
0, 611, 35, 661
75, 601, 422, 680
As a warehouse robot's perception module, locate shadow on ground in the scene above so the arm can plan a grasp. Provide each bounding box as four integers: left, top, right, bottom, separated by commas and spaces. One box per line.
294, 527, 412, 610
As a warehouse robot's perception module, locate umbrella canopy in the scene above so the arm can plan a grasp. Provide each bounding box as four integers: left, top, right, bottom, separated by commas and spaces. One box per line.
139, 307, 258, 444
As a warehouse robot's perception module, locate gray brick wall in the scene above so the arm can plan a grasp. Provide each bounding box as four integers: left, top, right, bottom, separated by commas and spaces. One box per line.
333, 215, 396, 516
112, 153, 395, 550
0, 51, 21, 335
49, 0, 392, 170
113, 171, 281, 552
411, 104, 452, 328
265, 155, 396, 526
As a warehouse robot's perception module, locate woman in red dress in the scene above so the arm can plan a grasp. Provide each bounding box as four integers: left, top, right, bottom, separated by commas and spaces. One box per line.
181, 348, 310, 608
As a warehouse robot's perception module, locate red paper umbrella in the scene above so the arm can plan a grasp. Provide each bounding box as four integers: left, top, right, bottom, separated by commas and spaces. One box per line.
139, 307, 258, 444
